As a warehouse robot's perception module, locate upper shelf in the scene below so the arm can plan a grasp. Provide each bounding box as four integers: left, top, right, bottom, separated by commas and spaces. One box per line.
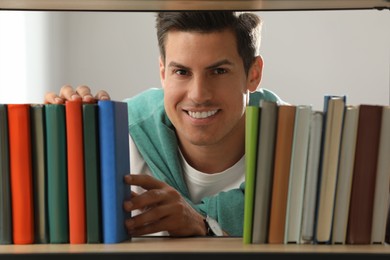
0, 0, 389, 11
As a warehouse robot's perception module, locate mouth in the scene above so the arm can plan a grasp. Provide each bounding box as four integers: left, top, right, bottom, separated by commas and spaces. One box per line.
186, 109, 218, 119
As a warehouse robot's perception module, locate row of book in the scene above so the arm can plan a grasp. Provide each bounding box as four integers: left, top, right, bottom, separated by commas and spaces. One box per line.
0, 100, 131, 244
243, 95, 390, 245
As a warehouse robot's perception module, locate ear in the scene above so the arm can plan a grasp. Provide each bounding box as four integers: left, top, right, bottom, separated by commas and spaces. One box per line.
159, 56, 166, 87
247, 56, 263, 93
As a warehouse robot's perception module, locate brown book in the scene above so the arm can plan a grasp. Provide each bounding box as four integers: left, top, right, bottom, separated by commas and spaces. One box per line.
346, 104, 383, 245
268, 105, 296, 244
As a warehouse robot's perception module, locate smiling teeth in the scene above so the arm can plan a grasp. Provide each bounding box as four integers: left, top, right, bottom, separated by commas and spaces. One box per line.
188, 110, 217, 119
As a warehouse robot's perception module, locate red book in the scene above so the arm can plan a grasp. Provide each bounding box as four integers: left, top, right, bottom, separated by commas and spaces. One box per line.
7, 104, 34, 244
65, 100, 86, 244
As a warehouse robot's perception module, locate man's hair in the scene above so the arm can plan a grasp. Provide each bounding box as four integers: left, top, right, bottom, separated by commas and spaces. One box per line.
156, 11, 263, 75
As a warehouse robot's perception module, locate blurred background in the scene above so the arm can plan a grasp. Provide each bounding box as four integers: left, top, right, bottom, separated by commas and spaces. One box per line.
0, 10, 389, 110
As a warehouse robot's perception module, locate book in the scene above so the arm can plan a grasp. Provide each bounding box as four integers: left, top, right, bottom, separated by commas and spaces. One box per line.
45, 104, 69, 243
331, 105, 359, 244
371, 105, 390, 244
98, 100, 131, 244
65, 100, 86, 244
314, 95, 346, 244
83, 103, 102, 243
346, 104, 383, 244
251, 100, 278, 244
7, 104, 35, 244
284, 105, 312, 244
243, 105, 260, 244
30, 104, 49, 244
0, 104, 12, 244
268, 105, 296, 244
300, 110, 323, 244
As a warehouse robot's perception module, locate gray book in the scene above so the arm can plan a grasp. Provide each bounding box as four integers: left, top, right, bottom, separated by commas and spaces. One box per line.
300, 110, 323, 244
284, 105, 312, 244
252, 100, 278, 244
0, 104, 12, 244
332, 105, 359, 244
30, 104, 49, 243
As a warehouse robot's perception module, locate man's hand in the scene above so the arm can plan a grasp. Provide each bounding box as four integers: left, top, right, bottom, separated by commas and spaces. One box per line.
123, 174, 207, 237
44, 84, 111, 104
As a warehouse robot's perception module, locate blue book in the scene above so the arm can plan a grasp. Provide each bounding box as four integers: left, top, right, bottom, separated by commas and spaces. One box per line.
98, 100, 131, 244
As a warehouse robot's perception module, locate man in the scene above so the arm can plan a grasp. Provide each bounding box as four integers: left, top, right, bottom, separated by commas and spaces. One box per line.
45, 11, 285, 237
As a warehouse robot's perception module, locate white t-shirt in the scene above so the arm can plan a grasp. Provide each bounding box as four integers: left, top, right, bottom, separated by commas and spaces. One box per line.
128, 134, 245, 236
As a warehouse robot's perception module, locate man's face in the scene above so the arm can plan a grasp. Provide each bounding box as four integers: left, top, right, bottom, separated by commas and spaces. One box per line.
160, 29, 259, 149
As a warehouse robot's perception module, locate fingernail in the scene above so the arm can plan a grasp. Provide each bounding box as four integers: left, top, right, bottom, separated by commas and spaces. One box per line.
71, 94, 81, 100
54, 97, 63, 103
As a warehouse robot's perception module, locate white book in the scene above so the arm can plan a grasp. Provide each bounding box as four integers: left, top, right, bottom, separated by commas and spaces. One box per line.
300, 110, 323, 244
284, 105, 312, 244
332, 105, 359, 244
371, 106, 390, 244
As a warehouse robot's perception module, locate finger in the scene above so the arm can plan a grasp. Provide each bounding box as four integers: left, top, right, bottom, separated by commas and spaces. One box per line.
95, 90, 111, 101
44, 91, 64, 104
59, 84, 82, 101
125, 207, 167, 236
75, 85, 95, 103
124, 174, 166, 190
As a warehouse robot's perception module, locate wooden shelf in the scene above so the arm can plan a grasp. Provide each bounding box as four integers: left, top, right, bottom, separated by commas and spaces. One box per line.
0, 0, 389, 11
0, 237, 389, 259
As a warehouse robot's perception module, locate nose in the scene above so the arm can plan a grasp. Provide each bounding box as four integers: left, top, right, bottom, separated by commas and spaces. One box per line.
187, 75, 212, 104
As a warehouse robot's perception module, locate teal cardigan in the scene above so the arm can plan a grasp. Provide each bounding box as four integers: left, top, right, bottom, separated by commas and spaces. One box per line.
124, 88, 283, 236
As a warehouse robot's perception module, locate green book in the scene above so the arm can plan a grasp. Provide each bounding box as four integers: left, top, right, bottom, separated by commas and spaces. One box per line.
243, 105, 260, 244
82, 103, 102, 243
45, 104, 69, 243
30, 104, 49, 244
0, 104, 12, 244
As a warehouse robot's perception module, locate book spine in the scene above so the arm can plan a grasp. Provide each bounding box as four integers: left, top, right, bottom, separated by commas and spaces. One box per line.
243, 106, 260, 244
268, 105, 296, 244
98, 100, 131, 244
0, 104, 12, 244
252, 101, 278, 244
7, 104, 35, 244
30, 104, 50, 244
65, 100, 86, 244
83, 103, 102, 243
346, 105, 382, 244
45, 104, 69, 243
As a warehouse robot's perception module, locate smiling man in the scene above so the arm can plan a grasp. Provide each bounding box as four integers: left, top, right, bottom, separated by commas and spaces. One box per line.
44, 11, 285, 237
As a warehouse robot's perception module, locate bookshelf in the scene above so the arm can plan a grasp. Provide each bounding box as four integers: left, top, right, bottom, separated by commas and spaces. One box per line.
0, 0, 389, 258
0, 0, 389, 11
0, 237, 390, 259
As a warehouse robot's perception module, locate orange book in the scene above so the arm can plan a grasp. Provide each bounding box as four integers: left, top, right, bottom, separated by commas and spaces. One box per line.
7, 104, 34, 244
268, 105, 296, 244
65, 100, 86, 244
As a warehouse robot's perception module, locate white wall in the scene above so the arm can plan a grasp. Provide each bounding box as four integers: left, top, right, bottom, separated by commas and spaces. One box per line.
0, 10, 389, 110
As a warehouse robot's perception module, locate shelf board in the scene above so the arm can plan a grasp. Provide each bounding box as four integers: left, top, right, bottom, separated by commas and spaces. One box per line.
0, 0, 389, 11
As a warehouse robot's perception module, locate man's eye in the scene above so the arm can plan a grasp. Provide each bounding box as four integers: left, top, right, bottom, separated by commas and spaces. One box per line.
213, 68, 227, 75
175, 69, 188, 76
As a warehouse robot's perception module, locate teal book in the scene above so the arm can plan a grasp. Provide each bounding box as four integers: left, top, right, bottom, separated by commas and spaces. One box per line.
243, 105, 260, 244
0, 104, 12, 244
30, 104, 49, 244
83, 103, 102, 243
98, 100, 131, 244
45, 104, 69, 243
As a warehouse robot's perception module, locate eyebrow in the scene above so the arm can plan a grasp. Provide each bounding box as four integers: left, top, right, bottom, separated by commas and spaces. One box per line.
167, 59, 234, 71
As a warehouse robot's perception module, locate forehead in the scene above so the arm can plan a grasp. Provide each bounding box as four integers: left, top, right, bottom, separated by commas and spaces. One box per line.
164, 29, 240, 63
